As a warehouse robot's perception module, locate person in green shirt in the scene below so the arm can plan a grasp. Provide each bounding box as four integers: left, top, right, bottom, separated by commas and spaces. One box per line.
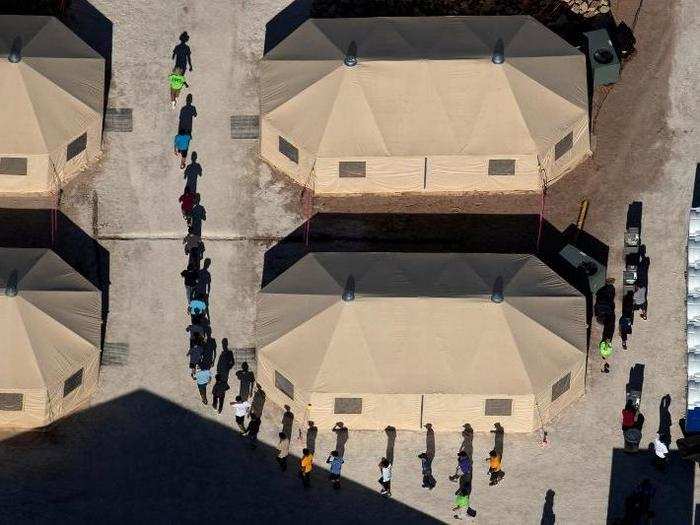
169, 67, 189, 109
452, 489, 471, 520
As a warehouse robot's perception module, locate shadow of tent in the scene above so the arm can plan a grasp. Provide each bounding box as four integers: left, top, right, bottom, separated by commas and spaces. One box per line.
0, 208, 110, 348
61, 0, 113, 113
606, 447, 694, 524
0, 0, 113, 114
264, 0, 312, 55
261, 213, 601, 300
0, 390, 439, 523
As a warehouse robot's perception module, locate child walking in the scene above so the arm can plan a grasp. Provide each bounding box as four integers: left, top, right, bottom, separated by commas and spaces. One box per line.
169, 67, 189, 109
486, 450, 504, 485
326, 450, 344, 489
378, 457, 392, 497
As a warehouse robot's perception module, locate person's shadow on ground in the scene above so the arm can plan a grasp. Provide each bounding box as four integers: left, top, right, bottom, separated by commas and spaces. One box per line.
332, 422, 349, 457
385, 426, 397, 464
306, 421, 318, 454
172, 31, 193, 73
541, 489, 556, 525
425, 423, 435, 459
178, 94, 197, 135
184, 152, 202, 192
281, 405, 294, 437
236, 362, 254, 400
658, 394, 672, 446
460, 423, 474, 459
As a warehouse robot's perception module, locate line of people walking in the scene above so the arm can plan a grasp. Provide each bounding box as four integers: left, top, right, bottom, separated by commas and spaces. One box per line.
170, 32, 253, 421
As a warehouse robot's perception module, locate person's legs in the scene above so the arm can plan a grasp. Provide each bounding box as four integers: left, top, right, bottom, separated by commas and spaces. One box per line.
197, 384, 207, 404
249, 432, 258, 449
180, 149, 187, 169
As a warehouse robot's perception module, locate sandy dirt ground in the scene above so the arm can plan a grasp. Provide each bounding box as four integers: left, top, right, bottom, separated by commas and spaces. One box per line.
1, 0, 699, 523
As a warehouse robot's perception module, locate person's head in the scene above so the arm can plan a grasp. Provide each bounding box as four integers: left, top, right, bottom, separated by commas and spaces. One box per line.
173, 66, 183, 75
186, 93, 193, 105
380, 457, 388, 467
625, 399, 634, 411
330, 450, 338, 457
215, 373, 221, 381
457, 450, 466, 458
250, 412, 258, 420
194, 192, 201, 204
489, 450, 497, 458
302, 448, 310, 456
203, 258, 211, 270
418, 452, 426, 459
179, 31, 189, 43
191, 151, 198, 162
605, 277, 616, 285
222, 337, 228, 349
279, 432, 286, 440
639, 244, 646, 257
235, 395, 242, 402
241, 362, 249, 371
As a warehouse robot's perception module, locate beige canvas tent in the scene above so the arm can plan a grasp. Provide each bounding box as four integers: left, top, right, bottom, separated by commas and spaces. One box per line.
0, 16, 104, 194
261, 16, 590, 194
0, 248, 102, 430
257, 252, 587, 432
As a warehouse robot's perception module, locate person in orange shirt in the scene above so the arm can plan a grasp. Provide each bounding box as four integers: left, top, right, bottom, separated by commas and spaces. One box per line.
300, 448, 313, 488
486, 450, 504, 486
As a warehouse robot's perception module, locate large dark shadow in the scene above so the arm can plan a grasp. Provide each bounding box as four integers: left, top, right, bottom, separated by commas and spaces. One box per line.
0, 208, 110, 348
0, 390, 439, 523
261, 213, 606, 303
606, 448, 693, 524
264, 0, 312, 54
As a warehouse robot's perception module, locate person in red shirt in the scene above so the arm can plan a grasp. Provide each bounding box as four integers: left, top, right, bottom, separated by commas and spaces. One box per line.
179, 187, 195, 224
621, 400, 637, 430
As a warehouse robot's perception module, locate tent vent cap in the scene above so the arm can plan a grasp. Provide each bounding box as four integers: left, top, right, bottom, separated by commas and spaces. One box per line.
491, 276, 504, 303
344, 41, 358, 67
492, 38, 505, 64
4, 270, 18, 297
8, 37, 22, 63
342, 275, 355, 302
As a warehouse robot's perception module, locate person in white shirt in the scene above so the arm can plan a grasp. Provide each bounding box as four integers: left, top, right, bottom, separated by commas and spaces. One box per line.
230, 395, 251, 432
378, 457, 392, 497
653, 434, 668, 471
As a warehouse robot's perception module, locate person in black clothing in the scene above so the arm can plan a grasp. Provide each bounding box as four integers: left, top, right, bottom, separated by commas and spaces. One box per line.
194, 258, 211, 298
172, 31, 193, 73
418, 452, 436, 489
181, 264, 198, 303
244, 412, 261, 449
211, 373, 229, 414
619, 291, 634, 349
187, 337, 204, 377
217, 337, 235, 381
